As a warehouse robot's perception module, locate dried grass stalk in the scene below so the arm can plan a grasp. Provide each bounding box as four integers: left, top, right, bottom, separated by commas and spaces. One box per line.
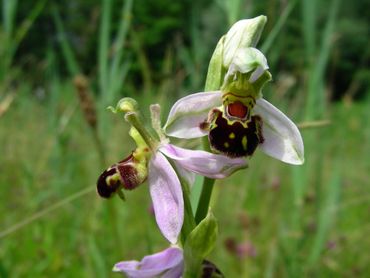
73, 75, 97, 130
0, 93, 15, 118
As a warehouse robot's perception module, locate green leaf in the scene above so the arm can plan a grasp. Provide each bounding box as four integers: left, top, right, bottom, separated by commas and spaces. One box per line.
183, 211, 218, 278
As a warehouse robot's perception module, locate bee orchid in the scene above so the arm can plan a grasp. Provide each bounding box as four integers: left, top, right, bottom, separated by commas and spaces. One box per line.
164, 17, 304, 165
97, 101, 247, 244
113, 247, 184, 278
163, 86, 304, 165
113, 246, 223, 278
163, 89, 304, 165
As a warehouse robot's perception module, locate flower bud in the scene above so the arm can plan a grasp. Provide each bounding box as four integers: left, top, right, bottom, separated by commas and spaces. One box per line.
97, 149, 149, 198
201, 260, 224, 278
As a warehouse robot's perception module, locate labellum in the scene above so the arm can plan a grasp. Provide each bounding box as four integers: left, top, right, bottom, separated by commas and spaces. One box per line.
203, 93, 264, 158
97, 153, 147, 198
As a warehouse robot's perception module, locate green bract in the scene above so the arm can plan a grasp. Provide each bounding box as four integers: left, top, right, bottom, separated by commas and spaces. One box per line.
183, 211, 218, 278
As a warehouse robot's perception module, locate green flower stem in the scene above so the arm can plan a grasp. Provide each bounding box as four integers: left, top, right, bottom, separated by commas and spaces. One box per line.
195, 177, 215, 224
195, 137, 216, 224
195, 42, 221, 224
170, 163, 196, 245
180, 182, 196, 245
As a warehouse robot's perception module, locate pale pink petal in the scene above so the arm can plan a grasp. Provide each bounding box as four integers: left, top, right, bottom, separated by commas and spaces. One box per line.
148, 152, 184, 243
160, 144, 247, 179
254, 98, 304, 165
113, 247, 183, 278
164, 91, 222, 138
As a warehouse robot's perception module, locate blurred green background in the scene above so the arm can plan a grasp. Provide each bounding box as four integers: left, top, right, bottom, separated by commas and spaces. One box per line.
0, 0, 369, 277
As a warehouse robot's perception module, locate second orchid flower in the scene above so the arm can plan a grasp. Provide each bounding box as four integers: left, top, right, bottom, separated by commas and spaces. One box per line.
97, 99, 247, 244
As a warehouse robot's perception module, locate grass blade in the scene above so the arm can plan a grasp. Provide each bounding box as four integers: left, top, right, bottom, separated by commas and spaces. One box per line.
261, 0, 297, 54
52, 6, 81, 76
308, 167, 342, 267
98, 0, 112, 99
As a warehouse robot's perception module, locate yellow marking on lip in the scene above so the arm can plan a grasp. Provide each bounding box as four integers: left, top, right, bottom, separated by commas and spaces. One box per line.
229, 133, 235, 139
222, 92, 253, 99
106, 173, 121, 187
242, 136, 247, 150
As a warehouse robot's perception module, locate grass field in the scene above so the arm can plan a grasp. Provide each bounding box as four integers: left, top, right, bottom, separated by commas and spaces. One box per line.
1, 88, 369, 277
0, 0, 369, 277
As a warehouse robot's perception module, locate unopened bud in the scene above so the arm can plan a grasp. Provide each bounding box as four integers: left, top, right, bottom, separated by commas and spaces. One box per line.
97, 148, 149, 198
201, 260, 224, 278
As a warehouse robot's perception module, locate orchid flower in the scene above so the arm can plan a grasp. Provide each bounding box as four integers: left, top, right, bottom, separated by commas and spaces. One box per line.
164, 17, 304, 165
163, 90, 304, 165
97, 99, 247, 244
113, 247, 183, 278
113, 246, 223, 278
